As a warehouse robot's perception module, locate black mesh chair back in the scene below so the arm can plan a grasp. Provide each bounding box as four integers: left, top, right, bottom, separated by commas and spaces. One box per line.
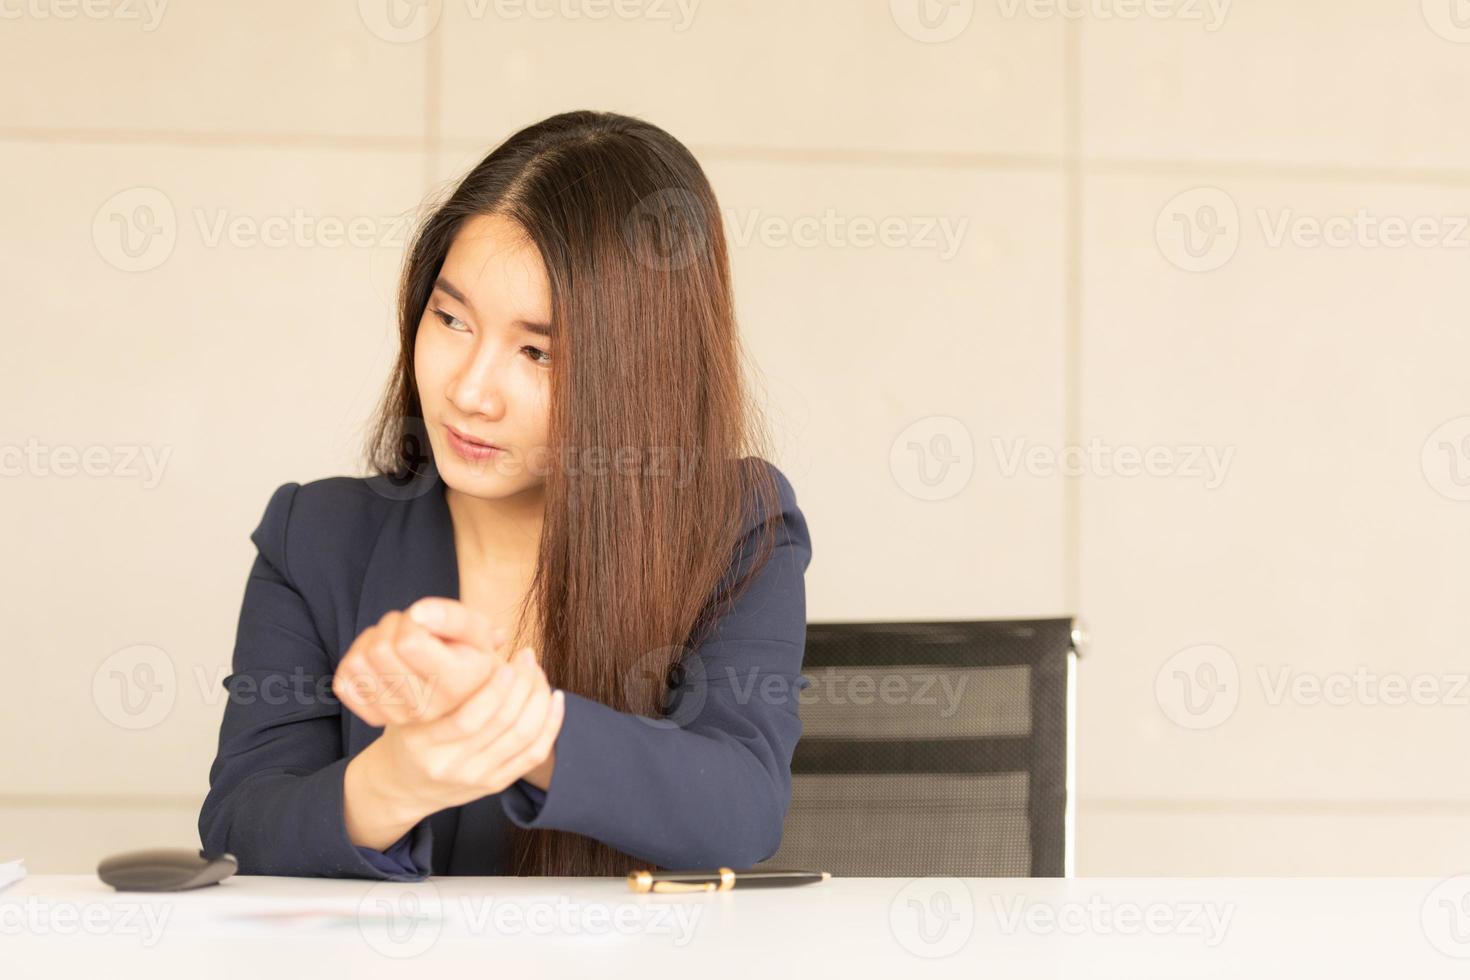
756, 618, 1080, 877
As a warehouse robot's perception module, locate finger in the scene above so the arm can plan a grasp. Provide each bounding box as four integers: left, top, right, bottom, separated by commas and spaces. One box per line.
362, 619, 428, 725
391, 624, 469, 718
428, 648, 538, 745
467, 649, 541, 744
386, 615, 465, 719
335, 670, 387, 727
399, 623, 511, 722
407, 597, 495, 651
473, 657, 551, 755
334, 629, 389, 727
476, 689, 566, 792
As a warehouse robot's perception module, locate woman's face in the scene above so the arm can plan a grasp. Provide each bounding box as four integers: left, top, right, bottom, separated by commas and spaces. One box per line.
415, 212, 554, 497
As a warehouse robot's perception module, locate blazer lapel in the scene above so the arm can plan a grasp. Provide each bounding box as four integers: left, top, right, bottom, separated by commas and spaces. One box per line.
354, 472, 460, 638
346, 472, 459, 750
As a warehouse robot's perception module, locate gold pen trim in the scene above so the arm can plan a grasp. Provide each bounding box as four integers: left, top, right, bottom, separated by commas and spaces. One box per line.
627, 867, 735, 893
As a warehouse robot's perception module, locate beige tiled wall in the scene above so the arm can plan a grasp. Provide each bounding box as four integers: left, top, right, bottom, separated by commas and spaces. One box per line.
2, 1, 1464, 875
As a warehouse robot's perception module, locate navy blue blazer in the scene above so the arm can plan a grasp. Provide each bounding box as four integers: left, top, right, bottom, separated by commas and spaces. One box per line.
197, 458, 812, 880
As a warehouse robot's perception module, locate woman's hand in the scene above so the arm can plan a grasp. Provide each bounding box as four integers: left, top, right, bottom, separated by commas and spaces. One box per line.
333, 602, 509, 727
375, 644, 566, 812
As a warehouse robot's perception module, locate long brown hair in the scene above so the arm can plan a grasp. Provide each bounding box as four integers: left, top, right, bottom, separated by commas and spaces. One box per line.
362, 110, 782, 876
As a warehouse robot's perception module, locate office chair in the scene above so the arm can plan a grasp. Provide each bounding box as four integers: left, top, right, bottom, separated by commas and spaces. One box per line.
756, 618, 1085, 877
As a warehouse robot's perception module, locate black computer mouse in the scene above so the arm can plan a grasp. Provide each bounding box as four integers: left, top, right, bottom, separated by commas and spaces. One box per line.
97, 847, 238, 892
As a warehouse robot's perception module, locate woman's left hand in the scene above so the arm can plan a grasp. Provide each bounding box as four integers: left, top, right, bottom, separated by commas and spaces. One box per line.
376, 643, 565, 810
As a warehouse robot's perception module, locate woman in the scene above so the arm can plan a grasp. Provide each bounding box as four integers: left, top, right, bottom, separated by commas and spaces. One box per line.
197, 110, 813, 879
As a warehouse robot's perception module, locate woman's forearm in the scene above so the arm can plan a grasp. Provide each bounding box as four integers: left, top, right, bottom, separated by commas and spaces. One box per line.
342, 738, 436, 852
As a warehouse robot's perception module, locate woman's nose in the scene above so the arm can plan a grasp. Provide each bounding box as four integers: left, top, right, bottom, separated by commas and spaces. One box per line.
448, 348, 508, 416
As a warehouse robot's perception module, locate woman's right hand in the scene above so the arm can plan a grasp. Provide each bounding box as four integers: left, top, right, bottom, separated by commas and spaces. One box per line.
333, 608, 509, 727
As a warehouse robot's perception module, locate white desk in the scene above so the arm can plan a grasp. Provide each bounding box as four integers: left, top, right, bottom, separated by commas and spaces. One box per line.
2, 874, 1465, 977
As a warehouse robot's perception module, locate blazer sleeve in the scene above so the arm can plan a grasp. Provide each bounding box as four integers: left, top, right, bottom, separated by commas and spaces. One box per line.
498, 462, 813, 869
197, 482, 434, 881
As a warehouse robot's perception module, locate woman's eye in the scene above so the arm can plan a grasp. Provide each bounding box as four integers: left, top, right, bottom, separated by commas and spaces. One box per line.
523, 346, 552, 366
432, 308, 468, 332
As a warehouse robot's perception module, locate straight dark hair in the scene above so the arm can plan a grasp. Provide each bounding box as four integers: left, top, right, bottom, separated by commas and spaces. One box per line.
362, 110, 782, 876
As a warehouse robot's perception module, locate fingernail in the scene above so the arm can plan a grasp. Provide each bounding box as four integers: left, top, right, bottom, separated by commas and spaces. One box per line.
410, 603, 440, 627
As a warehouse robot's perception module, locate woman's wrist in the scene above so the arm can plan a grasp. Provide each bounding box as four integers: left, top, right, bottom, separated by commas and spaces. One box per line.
343, 737, 437, 852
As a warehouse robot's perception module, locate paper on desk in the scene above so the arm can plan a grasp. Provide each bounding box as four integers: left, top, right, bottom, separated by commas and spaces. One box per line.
0, 859, 26, 894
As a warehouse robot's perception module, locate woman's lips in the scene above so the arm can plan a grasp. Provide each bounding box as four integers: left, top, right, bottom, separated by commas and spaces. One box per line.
445, 425, 503, 462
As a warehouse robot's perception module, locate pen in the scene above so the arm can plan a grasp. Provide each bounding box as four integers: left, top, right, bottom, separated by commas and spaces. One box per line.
626, 867, 831, 893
